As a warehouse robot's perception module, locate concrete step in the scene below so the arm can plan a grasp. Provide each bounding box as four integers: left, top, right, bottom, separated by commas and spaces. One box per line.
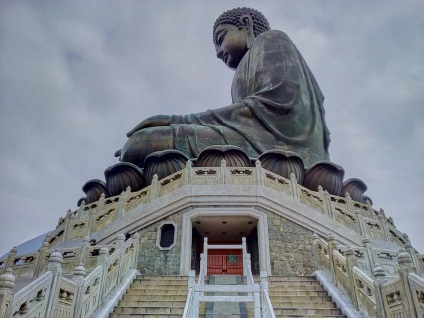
127, 283, 187, 289
133, 278, 188, 285
274, 307, 343, 315
269, 295, 332, 302
120, 294, 188, 301
269, 284, 325, 291
118, 300, 187, 307
269, 280, 321, 286
269, 275, 317, 281
113, 306, 185, 315
271, 301, 337, 309
125, 288, 187, 295
269, 289, 329, 296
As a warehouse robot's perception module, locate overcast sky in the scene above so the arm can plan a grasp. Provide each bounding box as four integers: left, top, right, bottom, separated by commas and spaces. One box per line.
1, 1, 423, 257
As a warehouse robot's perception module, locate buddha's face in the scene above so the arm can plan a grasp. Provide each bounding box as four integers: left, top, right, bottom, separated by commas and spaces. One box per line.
214, 24, 249, 70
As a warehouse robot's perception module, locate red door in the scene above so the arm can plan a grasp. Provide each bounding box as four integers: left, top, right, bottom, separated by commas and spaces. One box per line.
207, 248, 243, 275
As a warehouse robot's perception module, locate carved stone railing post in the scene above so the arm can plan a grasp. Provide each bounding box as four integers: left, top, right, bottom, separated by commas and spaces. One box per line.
327, 233, 337, 285
354, 209, 366, 237
45, 251, 63, 318
97, 193, 106, 215
115, 234, 126, 280
403, 234, 421, 276
320, 187, 333, 218
378, 209, 391, 241
63, 209, 73, 241
150, 174, 158, 200
345, 247, 359, 309
311, 233, 320, 270
220, 159, 227, 184
72, 264, 86, 318
185, 160, 192, 185
4, 247, 17, 273
35, 238, 50, 276
397, 251, 418, 317
345, 192, 355, 215
77, 236, 90, 266
96, 247, 109, 301
289, 173, 300, 201
363, 238, 377, 272
255, 160, 264, 186
116, 187, 131, 218
131, 232, 141, 269
373, 264, 387, 318
0, 268, 15, 318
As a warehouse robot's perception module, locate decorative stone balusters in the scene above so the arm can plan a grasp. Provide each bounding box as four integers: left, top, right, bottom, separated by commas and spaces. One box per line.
258, 149, 305, 184
342, 178, 368, 203
104, 162, 145, 197
144, 149, 189, 185
327, 233, 338, 285
345, 247, 359, 308
402, 234, 421, 276
397, 251, 417, 317
0, 268, 15, 318
303, 161, 345, 196
4, 247, 17, 274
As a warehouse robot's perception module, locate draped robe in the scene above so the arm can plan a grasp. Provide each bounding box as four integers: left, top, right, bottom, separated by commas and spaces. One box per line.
122, 30, 330, 167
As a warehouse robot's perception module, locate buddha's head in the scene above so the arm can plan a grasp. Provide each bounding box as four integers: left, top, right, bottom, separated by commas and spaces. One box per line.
213, 7, 270, 70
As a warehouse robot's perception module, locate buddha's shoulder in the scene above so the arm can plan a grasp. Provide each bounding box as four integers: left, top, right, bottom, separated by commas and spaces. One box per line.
254, 30, 291, 45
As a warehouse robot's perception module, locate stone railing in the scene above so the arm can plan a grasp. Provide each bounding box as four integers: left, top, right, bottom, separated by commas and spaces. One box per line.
0, 232, 140, 318
2, 160, 403, 260
313, 234, 424, 318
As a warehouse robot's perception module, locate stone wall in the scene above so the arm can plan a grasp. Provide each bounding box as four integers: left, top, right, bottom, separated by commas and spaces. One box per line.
262, 208, 317, 276
137, 211, 184, 275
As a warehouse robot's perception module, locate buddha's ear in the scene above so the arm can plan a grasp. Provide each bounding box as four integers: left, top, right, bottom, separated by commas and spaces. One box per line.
239, 14, 255, 49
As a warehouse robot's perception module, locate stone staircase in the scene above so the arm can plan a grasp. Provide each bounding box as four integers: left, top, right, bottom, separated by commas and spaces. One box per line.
109, 275, 345, 318
267, 276, 345, 318
109, 275, 201, 318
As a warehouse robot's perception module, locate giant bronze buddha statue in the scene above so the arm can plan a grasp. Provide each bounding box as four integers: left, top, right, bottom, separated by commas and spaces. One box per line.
116, 7, 331, 168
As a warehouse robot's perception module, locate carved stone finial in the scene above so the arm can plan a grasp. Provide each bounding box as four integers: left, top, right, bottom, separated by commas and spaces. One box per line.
362, 238, 371, 245
48, 250, 63, 264
373, 263, 386, 278
132, 232, 141, 240
99, 247, 109, 256
10, 246, 17, 254
83, 236, 90, 244
0, 268, 15, 291
345, 246, 355, 257
117, 234, 126, 242
397, 250, 413, 268
73, 263, 86, 277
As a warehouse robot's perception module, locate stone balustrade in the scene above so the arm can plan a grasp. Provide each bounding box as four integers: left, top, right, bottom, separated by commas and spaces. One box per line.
0, 232, 140, 318
313, 234, 424, 318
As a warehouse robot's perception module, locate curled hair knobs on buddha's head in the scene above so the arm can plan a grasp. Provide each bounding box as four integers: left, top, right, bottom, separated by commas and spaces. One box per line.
213, 7, 271, 44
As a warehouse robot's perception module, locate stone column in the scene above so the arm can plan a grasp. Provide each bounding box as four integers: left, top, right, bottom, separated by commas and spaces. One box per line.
345, 247, 359, 309
150, 174, 158, 200
373, 264, 387, 318
4, 247, 17, 272
72, 264, 86, 318
377, 209, 391, 241
289, 173, 300, 201
45, 251, 63, 318
403, 234, 421, 276
311, 233, 320, 270
185, 160, 193, 185
255, 160, 264, 186
96, 247, 109, 301
327, 233, 337, 285
77, 236, 90, 266
115, 234, 126, 280
0, 268, 15, 318
35, 238, 50, 276
220, 159, 227, 184
363, 238, 377, 272
397, 251, 417, 318
131, 232, 141, 270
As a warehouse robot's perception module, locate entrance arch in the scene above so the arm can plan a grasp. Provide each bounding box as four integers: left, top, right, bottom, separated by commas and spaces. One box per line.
180, 208, 271, 275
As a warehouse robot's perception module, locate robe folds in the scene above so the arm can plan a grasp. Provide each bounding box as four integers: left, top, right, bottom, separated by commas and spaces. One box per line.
171, 30, 330, 167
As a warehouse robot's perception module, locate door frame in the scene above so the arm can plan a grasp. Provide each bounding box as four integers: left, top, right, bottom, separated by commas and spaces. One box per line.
180, 207, 271, 275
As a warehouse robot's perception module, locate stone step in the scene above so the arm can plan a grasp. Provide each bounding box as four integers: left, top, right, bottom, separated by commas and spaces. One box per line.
269, 276, 317, 281
269, 284, 325, 291
269, 295, 332, 302
113, 306, 185, 315
127, 283, 187, 289
120, 294, 188, 301
110, 314, 183, 318
269, 289, 329, 296
118, 300, 187, 307
135, 275, 187, 280
274, 307, 343, 315
125, 288, 187, 296
271, 301, 337, 309
133, 279, 188, 285
268, 280, 321, 286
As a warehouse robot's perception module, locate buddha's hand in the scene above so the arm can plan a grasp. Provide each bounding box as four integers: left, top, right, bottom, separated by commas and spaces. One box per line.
126, 115, 172, 137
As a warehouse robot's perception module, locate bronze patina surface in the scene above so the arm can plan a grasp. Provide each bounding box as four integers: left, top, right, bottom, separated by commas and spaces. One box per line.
117, 7, 331, 168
